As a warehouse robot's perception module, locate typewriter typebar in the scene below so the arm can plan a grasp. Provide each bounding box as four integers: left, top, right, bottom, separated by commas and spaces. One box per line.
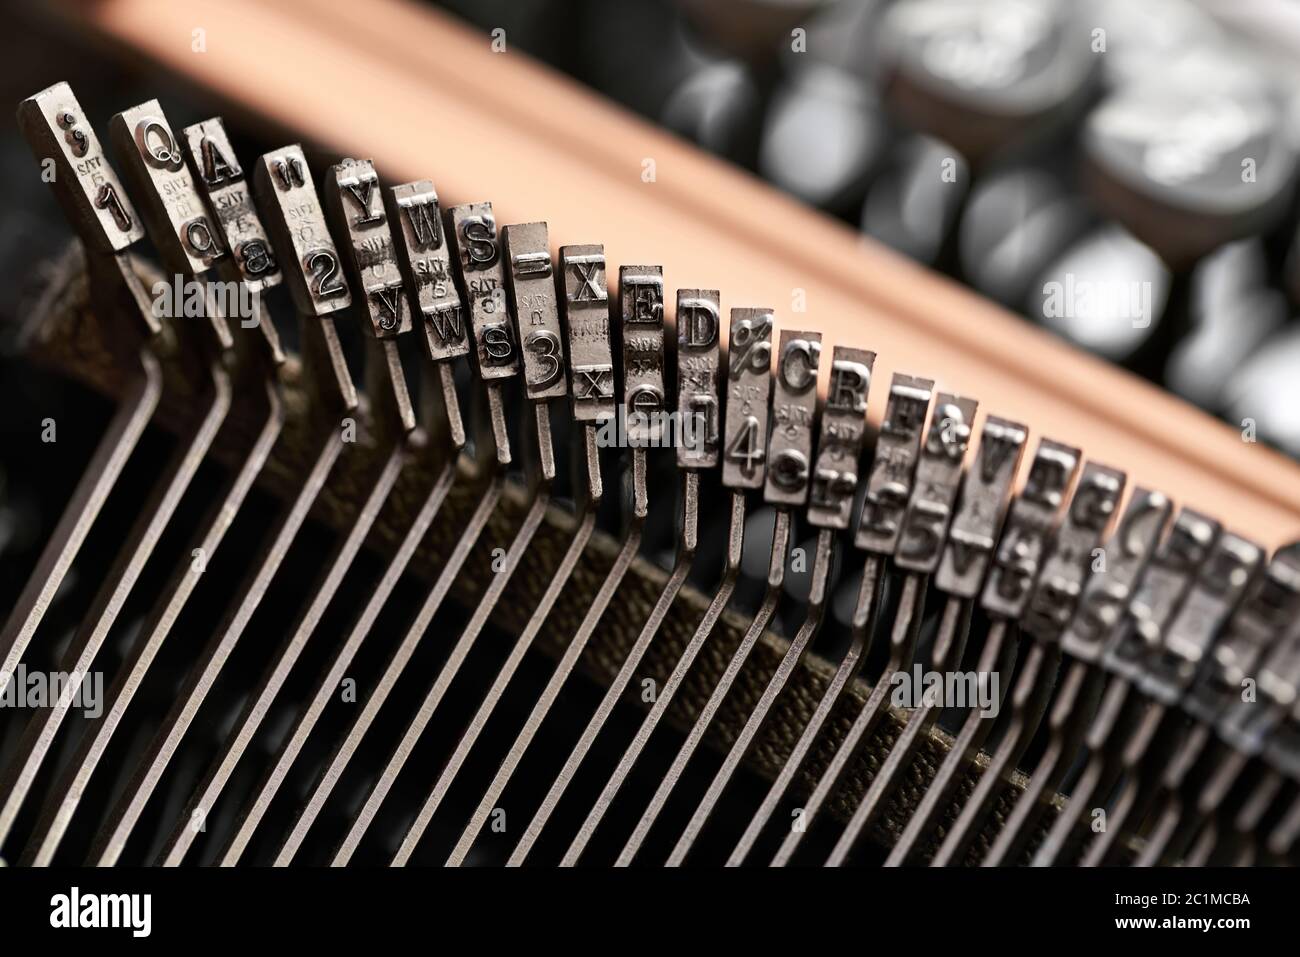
3, 81, 1300, 871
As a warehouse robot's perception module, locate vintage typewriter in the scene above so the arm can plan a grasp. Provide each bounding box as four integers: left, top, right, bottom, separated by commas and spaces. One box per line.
1, 0, 1299, 870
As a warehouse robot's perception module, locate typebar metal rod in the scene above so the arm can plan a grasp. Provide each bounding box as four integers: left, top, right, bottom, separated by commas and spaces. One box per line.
981, 659, 1108, 866
218, 451, 457, 866
338, 403, 556, 865
826, 594, 974, 867
272, 470, 506, 865
21, 376, 285, 866
884, 620, 1019, 866
0, 354, 230, 851
0, 350, 162, 682
930, 641, 1062, 866
772, 572, 928, 867
216, 356, 464, 866
728, 555, 885, 866
1030, 678, 1139, 866
443, 444, 648, 867
667, 529, 835, 866
156, 435, 411, 865
608, 509, 793, 867
527, 487, 744, 867
88, 423, 347, 866
508, 469, 700, 866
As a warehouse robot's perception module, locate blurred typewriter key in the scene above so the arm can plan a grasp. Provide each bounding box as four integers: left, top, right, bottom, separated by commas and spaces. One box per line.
1222, 326, 1300, 458
958, 166, 1091, 307
1083, 66, 1297, 270
877, 0, 1096, 164
1029, 224, 1171, 367
860, 135, 968, 266
672, 0, 834, 63
1165, 287, 1286, 412
1092, 0, 1225, 90
776, 0, 889, 81
661, 60, 764, 164
759, 64, 887, 216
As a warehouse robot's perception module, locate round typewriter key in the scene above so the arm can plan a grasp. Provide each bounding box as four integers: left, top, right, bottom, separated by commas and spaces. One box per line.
1223, 326, 1300, 457
959, 165, 1091, 306
1083, 66, 1296, 268
1029, 224, 1170, 363
860, 135, 968, 264
1166, 288, 1286, 412
661, 60, 764, 163
1092, 0, 1224, 90
759, 64, 887, 215
877, 0, 1097, 164
1189, 237, 1271, 323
